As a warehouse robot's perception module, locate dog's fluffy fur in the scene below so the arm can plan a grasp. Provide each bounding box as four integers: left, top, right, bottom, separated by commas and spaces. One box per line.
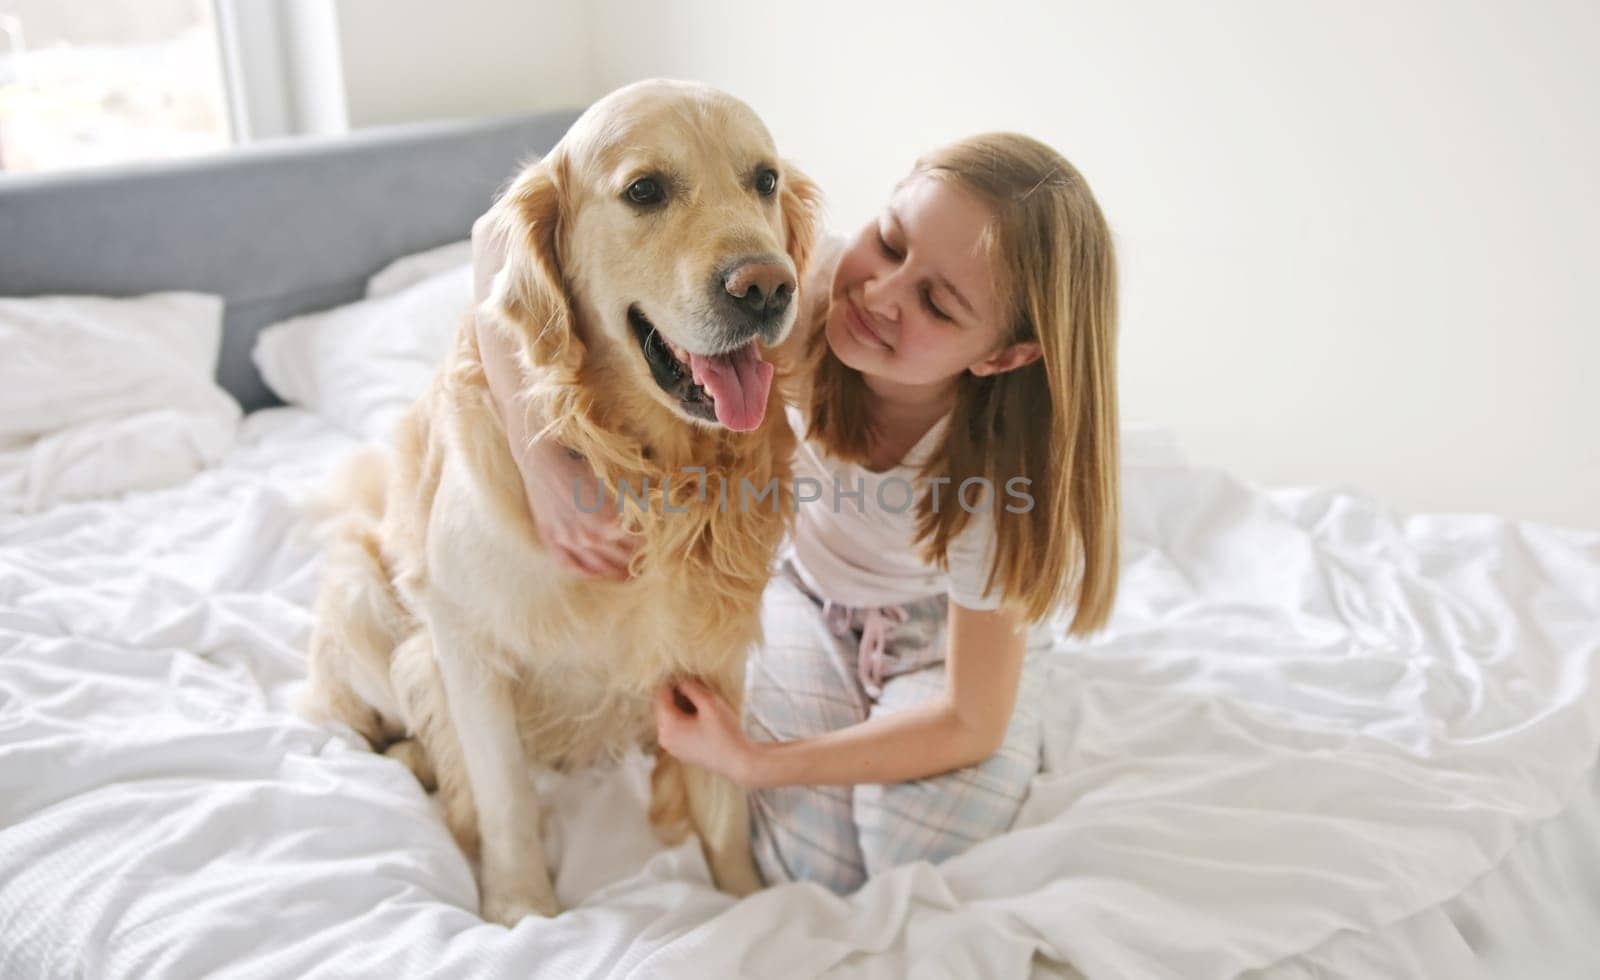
300, 80, 821, 923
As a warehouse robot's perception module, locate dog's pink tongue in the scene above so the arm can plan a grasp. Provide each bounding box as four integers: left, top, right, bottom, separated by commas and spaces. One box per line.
689, 342, 773, 431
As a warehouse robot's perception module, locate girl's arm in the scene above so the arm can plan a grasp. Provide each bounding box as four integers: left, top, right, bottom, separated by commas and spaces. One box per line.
657, 602, 1029, 788
471, 213, 638, 579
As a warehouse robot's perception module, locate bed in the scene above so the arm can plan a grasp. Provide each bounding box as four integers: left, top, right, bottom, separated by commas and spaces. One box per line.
3, 112, 1599, 980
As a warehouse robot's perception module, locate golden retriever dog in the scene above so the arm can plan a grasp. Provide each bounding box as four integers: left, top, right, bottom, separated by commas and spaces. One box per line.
300, 79, 820, 922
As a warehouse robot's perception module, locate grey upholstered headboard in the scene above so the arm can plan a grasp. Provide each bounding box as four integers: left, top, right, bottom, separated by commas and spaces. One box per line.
0, 110, 581, 412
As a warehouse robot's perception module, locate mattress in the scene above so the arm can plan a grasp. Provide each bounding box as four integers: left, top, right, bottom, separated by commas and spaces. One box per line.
2, 408, 1598, 979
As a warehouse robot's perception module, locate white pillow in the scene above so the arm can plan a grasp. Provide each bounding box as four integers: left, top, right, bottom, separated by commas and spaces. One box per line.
365, 239, 473, 299
252, 264, 471, 441
0, 292, 241, 513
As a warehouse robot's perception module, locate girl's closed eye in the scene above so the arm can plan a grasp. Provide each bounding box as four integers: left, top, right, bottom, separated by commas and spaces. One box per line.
876, 225, 951, 321
876, 227, 902, 260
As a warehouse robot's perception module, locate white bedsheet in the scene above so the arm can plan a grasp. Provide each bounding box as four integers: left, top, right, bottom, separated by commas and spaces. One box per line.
1267, 749, 1600, 979
2, 408, 1597, 979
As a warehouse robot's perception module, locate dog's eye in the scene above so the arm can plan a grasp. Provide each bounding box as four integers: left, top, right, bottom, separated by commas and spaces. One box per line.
625, 178, 665, 206
755, 169, 779, 197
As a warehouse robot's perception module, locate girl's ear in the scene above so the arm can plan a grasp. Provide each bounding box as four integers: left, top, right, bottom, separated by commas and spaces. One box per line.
489, 148, 584, 376
969, 340, 1042, 377
780, 161, 824, 279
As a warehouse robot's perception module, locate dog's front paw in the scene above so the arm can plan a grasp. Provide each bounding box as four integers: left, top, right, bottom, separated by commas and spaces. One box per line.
480, 884, 561, 925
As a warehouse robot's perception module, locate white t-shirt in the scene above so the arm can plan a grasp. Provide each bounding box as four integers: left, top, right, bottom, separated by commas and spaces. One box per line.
784, 403, 1005, 611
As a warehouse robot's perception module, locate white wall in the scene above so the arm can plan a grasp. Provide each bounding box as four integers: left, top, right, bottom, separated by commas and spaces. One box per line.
335, 0, 591, 126
582, 0, 1600, 529
288, 0, 592, 132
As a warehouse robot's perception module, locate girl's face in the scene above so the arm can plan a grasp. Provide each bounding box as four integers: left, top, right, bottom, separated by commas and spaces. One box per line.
825, 174, 1038, 390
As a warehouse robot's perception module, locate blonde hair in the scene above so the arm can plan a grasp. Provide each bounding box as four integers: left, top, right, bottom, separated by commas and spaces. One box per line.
806, 133, 1120, 633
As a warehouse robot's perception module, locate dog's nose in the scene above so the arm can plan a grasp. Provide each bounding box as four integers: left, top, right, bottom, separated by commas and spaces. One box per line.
723, 260, 795, 320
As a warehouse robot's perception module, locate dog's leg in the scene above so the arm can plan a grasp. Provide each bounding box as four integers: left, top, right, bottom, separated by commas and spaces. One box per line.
665, 672, 763, 897
301, 645, 388, 749
391, 627, 479, 859
679, 758, 763, 897
300, 518, 408, 750
428, 602, 559, 922
648, 751, 691, 846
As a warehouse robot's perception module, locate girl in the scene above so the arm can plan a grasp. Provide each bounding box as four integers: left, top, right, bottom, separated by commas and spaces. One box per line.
474, 133, 1120, 895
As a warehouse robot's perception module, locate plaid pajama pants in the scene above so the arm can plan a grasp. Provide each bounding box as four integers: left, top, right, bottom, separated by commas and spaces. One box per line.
744, 558, 1046, 895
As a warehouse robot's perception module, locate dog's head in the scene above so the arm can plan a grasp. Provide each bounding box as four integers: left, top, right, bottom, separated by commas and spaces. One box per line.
489, 79, 820, 432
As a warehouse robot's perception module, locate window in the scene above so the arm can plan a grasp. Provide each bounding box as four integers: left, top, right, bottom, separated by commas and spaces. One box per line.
0, 0, 231, 174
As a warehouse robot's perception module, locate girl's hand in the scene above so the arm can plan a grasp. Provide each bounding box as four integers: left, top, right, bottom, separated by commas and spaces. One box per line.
471, 212, 639, 580
654, 679, 761, 788
516, 427, 639, 580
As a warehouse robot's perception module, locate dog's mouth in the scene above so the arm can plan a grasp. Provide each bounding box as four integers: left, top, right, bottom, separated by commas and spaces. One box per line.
627, 305, 774, 431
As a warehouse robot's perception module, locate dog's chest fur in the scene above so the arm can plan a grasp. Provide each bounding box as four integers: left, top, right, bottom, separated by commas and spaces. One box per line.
388, 346, 791, 770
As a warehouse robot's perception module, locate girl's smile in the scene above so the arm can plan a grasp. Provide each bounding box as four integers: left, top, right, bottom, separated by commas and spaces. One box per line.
842, 294, 893, 351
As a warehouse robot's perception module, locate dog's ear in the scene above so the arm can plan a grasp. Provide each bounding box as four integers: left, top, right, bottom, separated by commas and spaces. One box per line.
779, 162, 824, 280
487, 149, 584, 375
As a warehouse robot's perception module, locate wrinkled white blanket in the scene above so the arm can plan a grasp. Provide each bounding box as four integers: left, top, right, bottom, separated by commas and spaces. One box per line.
1, 408, 1596, 979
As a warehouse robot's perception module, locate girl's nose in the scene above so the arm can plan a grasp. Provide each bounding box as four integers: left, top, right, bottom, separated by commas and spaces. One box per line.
860, 274, 898, 321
